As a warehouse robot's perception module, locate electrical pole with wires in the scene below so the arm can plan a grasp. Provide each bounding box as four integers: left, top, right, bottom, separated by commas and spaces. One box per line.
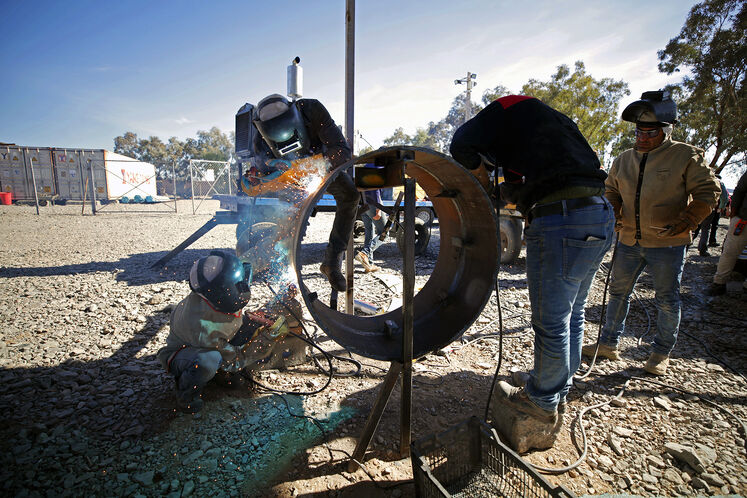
454, 71, 477, 123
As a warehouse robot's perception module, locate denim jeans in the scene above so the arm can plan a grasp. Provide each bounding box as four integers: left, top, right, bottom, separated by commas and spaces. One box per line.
600, 242, 686, 355
361, 205, 387, 260
523, 198, 614, 412
170, 349, 223, 403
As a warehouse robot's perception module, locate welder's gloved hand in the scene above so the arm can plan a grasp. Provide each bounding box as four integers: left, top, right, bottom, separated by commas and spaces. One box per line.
266, 158, 292, 172
657, 219, 691, 237
658, 199, 714, 237
267, 315, 289, 338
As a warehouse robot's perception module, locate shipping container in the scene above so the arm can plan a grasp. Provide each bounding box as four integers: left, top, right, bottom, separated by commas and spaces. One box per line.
0, 146, 56, 199
0, 145, 157, 201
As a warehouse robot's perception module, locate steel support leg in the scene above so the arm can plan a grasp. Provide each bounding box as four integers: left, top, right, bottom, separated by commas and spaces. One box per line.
347, 362, 402, 472
151, 211, 239, 268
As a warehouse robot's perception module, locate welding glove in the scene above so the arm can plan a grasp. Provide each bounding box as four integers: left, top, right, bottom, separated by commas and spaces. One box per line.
266, 159, 292, 173
658, 199, 713, 237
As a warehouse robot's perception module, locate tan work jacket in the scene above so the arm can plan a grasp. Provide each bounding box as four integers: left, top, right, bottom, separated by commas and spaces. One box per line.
157, 292, 245, 372
606, 138, 719, 248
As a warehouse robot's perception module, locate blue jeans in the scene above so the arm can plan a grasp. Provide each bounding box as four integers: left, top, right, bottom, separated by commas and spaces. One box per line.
361, 205, 387, 260
600, 242, 686, 356
524, 199, 614, 411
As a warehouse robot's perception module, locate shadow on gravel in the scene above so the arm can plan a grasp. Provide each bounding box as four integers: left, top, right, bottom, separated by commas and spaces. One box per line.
0, 248, 236, 285
262, 368, 500, 498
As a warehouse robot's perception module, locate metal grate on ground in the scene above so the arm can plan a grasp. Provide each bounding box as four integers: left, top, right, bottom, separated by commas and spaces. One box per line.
411, 416, 575, 498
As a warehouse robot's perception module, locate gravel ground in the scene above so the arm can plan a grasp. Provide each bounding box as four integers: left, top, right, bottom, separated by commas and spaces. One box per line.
0, 200, 745, 498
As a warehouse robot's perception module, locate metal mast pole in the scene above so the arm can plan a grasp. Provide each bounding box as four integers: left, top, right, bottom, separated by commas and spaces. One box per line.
344, 0, 355, 314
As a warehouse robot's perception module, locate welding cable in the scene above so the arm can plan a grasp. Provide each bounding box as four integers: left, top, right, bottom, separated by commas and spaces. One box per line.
575, 232, 619, 380
640, 294, 746, 380
484, 241, 506, 421
272, 392, 414, 491
631, 289, 653, 346
264, 282, 362, 378
529, 380, 630, 475
244, 329, 335, 396
679, 325, 747, 382
599, 372, 747, 452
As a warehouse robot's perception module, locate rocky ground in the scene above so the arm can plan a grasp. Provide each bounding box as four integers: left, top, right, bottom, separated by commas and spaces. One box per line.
0, 200, 745, 498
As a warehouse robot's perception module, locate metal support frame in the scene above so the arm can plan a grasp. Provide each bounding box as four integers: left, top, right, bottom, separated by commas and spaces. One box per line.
348, 177, 416, 471
23, 148, 41, 216
87, 159, 97, 215
150, 210, 239, 268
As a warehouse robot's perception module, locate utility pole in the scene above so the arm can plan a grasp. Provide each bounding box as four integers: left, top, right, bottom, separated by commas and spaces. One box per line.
454, 71, 477, 123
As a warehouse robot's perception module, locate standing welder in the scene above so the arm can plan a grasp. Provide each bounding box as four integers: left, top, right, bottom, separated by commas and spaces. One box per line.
450, 95, 614, 452
581, 90, 720, 375
244, 94, 359, 292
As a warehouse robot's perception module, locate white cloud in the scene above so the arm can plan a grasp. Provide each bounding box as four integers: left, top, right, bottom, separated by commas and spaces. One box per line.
174, 117, 195, 126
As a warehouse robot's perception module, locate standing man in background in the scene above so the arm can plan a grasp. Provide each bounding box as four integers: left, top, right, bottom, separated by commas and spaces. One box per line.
355, 189, 387, 273
451, 95, 613, 452
583, 91, 719, 375
708, 170, 747, 295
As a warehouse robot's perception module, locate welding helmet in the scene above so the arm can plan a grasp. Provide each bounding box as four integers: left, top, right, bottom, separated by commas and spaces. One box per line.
253, 94, 311, 160
189, 251, 252, 313
622, 90, 677, 126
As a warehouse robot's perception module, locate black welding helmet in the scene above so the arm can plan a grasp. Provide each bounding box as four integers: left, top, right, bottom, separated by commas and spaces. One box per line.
622, 90, 677, 126
189, 251, 252, 313
253, 94, 311, 160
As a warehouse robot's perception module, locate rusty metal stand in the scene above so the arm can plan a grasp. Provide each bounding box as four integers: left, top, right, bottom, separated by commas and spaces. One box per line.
348, 177, 416, 472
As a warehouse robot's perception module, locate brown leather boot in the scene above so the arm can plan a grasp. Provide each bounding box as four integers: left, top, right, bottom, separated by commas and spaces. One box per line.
644, 353, 669, 375
320, 248, 346, 292
355, 251, 380, 273
581, 342, 620, 360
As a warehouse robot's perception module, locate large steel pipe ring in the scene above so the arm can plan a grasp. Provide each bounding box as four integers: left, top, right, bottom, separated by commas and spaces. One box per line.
292, 146, 499, 361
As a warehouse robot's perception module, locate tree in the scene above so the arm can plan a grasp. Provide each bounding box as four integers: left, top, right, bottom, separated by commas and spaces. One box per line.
382, 127, 412, 146
658, 0, 746, 175
113, 132, 140, 159
481, 84, 511, 105
522, 61, 630, 167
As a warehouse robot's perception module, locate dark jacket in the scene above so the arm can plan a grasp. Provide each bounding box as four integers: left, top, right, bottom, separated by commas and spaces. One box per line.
450, 96, 606, 213
732, 171, 747, 220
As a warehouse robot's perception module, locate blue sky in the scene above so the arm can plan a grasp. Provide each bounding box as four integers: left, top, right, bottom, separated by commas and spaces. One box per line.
1, 0, 700, 153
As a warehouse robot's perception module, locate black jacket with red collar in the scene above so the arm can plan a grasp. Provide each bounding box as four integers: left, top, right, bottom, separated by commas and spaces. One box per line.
450, 95, 606, 213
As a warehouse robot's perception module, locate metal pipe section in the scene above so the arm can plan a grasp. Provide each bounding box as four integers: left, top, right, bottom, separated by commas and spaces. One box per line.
292, 146, 500, 361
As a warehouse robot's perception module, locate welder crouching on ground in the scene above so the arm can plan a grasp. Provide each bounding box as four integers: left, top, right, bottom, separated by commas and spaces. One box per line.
249, 94, 359, 292
450, 95, 614, 453
157, 251, 290, 414
581, 90, 719, 376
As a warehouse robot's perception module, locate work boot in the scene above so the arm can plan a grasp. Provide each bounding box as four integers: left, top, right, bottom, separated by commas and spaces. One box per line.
510, 370, 566, 414
581, 342, 620, 361
174, 376, 203, 414
489, 381, 560, 453
644, 352, 669, 376
706, 283, 726, 296
355, 251, 380, 273
320, 248, 346, 292
699, 249, 711, 257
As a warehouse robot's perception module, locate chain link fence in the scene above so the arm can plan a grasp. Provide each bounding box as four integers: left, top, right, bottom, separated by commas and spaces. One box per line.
188, 159, 233, 214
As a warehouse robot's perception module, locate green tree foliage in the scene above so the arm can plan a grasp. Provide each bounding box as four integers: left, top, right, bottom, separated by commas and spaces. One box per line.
113, 127, 234, 179
380, 65, 630, 165
522, 61, 630, 167
657, 0, 746, 174
381, 93, 483, 154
